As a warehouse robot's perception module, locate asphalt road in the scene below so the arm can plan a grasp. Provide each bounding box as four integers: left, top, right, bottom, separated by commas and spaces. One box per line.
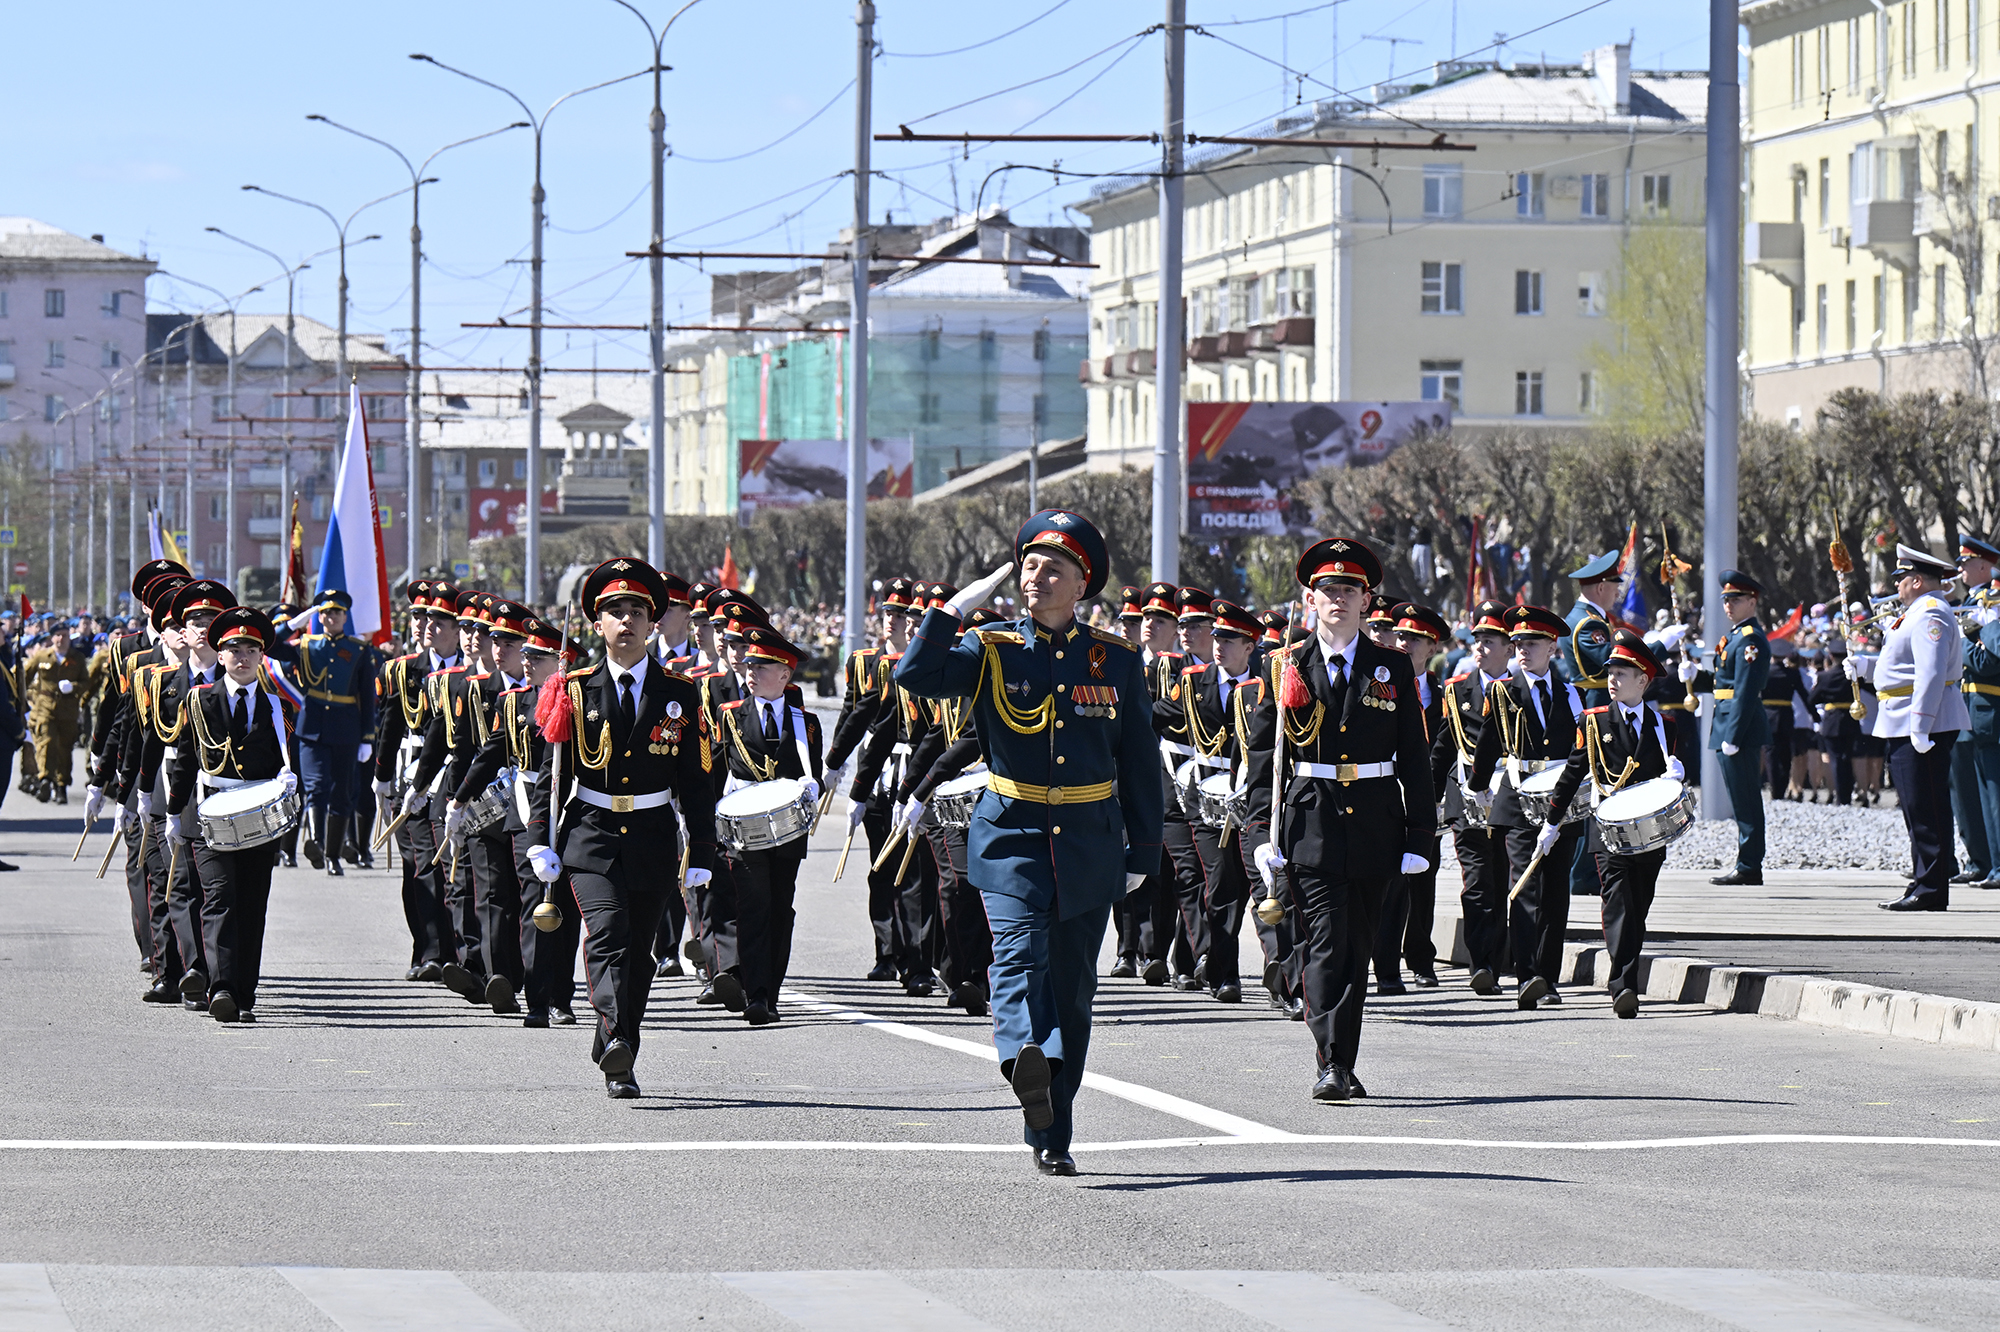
3, 804, 1999, 1330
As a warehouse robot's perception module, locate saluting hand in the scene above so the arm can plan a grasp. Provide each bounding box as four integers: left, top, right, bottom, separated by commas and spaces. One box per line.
947, 563, 1014, 618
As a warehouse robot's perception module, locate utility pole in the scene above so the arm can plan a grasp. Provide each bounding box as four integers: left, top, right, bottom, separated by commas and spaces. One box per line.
1152, 0, 1187, 585
844, 0, 874, 656
528, 136, 546, 604
648, 35, 668, 569
1700, 0, 1741, 821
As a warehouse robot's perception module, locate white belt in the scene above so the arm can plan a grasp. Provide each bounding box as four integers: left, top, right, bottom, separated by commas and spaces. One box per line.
1160, 740, 1198, 758
575, 787, 672, 812
1295, 760, 1395, 781
199, 773, 257, 792
891, 742, 912, 757
1189, 753, 1230, 770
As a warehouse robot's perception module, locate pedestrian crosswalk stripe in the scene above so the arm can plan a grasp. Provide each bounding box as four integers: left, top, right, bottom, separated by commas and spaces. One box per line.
277, 1268, 526, 1332
1584, 1268, 1946, 1332
0, 1264, 71, 1332
1153, 1271, 1454, 1330
721, 1270, 1002, 1332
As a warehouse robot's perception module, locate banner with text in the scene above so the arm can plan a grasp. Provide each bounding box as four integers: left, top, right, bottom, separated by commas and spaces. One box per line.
468, 487, 558, 541
737, 436, 914, 523
1185, 401, 1449, 537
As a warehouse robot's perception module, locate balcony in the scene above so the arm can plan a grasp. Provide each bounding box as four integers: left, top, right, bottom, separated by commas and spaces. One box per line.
1745, 221, 1804, 287
247, 516, 283, 538
1218, 331, 1250, 359
1850, 200, 1916, 268
1189, 335, 1222, 364
1272, 316, 1315, 346
1123, 348, 1155, 377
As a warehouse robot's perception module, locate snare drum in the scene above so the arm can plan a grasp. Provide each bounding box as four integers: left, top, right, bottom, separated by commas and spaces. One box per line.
1516, 766, 1587, 827
196, 776, 301, 851
929, 770, 989, 830
716, 778, 815, 851
460, 770, 514, 837
1172, 760, 1203, 818
1594, 777, 1696, 854
1195, 772, 1239, 829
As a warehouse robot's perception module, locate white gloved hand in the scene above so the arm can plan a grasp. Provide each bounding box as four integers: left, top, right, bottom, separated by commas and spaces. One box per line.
946, 562, 1014, 618
137, 789, 153, 819
1125, 871, 1146, 895
1472, 788, 1494, 811
1843, 655, 1860, 680
113, 804, 131, 836
356, 743, 372, 764
167, 819, 190, 844
401, 787, 430, 819
684, 867, 712, 889
901, 797, 926, 831
848, 799, 867, 832
282, 769, 298, 797
1253, 841, 1286, 890
825, 760, 851, 794
1676, 658, 1699, 683
373, 779, 393, 798
1721, 741, 1739, 756
1657, 623, 1688, 651
57, 679, 74, 694
1911, 731, 1934, 754
287, 608, 316, 632
1978, 606, 2000, 627
1399, 852, 1431, 875
526, 844, 562, 883
1534, 821, 1562, 856
444, 801, 468, 840
1666, 756, 1686, 782
84, 786, 105, 823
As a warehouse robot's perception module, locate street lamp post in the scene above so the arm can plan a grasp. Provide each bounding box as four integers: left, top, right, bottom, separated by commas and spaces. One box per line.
410, 53, 656, 604
304, 116, 528, 584
157, 273, 263, 586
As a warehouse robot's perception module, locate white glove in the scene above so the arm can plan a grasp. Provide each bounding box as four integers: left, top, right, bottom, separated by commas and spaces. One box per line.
1676, 658, 1698, 683
113, 804, 131, 836
802, 778, 821, 805
1721, 741, 1739, 756
825, 761, 851, 795
1399, 852, 1431, 874
287, 608, 316, 632
1125, 871, 1145, 895
356, 743, 372, 764
526, 844, 562, 883
84, 786, 105, 823
1911, 731, 1934, 754
444, 801, 468, 840
1253, 841, 1286, 890
1666, 756, 1685, 782
401, 787, 430, 819
946, 562, 1014, 618
900, 797, 926, 831
167, 819, 190, 844
1977, 606, 1999, 627
282, 769, 298, 797
58, 679, 74, 694
848, 799, 867, 832
1657, 623, 1688, 650
1472, 788, 1494, 811
372, 778, 394, 798
1843, 655, 1860, 680
137, 789, 153, 819
684, 867, 712, 888
1534, 822, 1561, 856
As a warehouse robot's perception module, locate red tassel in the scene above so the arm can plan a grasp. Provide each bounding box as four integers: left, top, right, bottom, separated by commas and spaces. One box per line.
1279, 659, 1310, 709
535, 671, 574, 742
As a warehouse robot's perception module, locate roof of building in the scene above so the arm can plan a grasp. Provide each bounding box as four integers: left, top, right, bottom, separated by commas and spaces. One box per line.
0, 217, 155, 266
141, 311, 407, 369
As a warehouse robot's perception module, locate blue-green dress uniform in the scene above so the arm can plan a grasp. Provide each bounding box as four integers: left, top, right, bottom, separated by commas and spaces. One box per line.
895, 589, 1163, 1157
1689, 597, 1771, 878
1953, 554, 2000, 885
292, 592, 377, 870
1560, 590, 1613, 899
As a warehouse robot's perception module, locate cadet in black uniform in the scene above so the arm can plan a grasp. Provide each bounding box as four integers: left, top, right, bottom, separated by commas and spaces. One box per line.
1374, 602, 1447, 992
526, 558, 719, 1099
1433, 600, 1514, 993
373, 579, 460, 981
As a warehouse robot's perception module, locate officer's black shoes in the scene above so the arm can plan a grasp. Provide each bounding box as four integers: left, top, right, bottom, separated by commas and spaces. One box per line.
1469, 968, 1499, 995
604, 1073, 640, 1099
1710, 869, 1762, 885
182, 998, 207, 1012
439, 962, 478, 999
238, 1010, 256, 1023
413, 961, 444, 983
179, 969, 208, 1000
1108, 957, 1138, 979
0, 858, 17, 871
1171, 973, 1202, 992
142, 979, 177, 1003
903, 974, 937, 998
404, 965, 423, 981
1213, 983, 1242, 1003
1142, 958, 1169, 985
745, 1001, 775, 1027
1375, 980, 1408, 996
1035, 1149, 1078, 1177
597, 1038, 635, 1077
54, 785, 68, 805
280, 850, 297, 868
694, 983, 722, 1006
1951, 868, 1985, 884
1539, 989, 1563, 1007
1613, 988, 1639, 1019
709, 971, 744, 1013
682, 940, 705, 971
485, 975, 519, 1015
523, 1013, 550, 1029
208, 990, 240, 1024
302, 826, 324, 869
1516, 976, 1550, 1010
324, 818, 347, 877
655, 956, 684, 979
1311, 1065, 1354, 1103
1412, 971, 1441, 988
951, 982, 988, 1016
1286, 996, 1306, 1020
1348, 1072, 1368, 1098
865, 960, 897, 982
1009, 1043, 1056, 1131
1879, 893, 1948, 911
1984, 878, 2000, 890
552, 1008, 576, 1026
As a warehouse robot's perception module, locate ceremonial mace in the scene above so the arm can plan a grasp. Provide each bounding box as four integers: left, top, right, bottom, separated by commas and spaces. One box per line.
532, 601, 576, 934
1827, 515, 1871, 722
1256, 629, 1298, 929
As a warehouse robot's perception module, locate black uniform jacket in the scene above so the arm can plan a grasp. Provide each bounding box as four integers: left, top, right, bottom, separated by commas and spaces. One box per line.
1468, 668, 1581, 829
1242, 632, 1434, 879
373, 652, 437, 785
165, 682, 289, 817
824, 646, 887, 774
716, 694, 825, 793
1546, 701, 1673, 852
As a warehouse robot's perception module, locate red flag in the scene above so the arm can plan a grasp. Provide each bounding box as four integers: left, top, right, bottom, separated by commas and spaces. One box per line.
720, 543, 740, 591
283, 495, 307, 605
18, 593, 30, 619
1769, 604, 1804, 641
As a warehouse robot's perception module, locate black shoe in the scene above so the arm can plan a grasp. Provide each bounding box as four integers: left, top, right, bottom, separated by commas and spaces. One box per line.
903, 975, 937, 998
523, 1013, 550, 1029
1109, 957, 1138, 979
1710, 869, 1763, 885
413, 961, 444, 983
597, 1038, 634, 1077
209, 990, 239, 1023
182, 998, 208, 1012
1539, 989, 1563, 1007
1469, 967, 1499, 995
303, 829, 324, 870
238, 1010, 255, 1023
404, 965, 423, 981
1266, 986, 1289, 1013
656, 956, 684, 979
1286, 996, 1306, 1020
605, 1073, 640, 1099
281, 851, 297, 868
1349, 1073, 1368, 1098
0, 858, 17, 871
1009, 1043, 1056, 1132
485, 974, 520, 1015
1193, 953, 1209, 985
179, 969, 208, 1000
439, 962, 478, 999
355, 849, 374, 870
745, 1001, 775, 1027
1171, 973, 1203, 992
142, 978, 177, 1003
1311, 1065, 1354, 1102
1411, 971, 1440, 988
1376, 980, 1408, 996
552, 1008, 576, 1026
951, 982, 989, 1017
694, 982, 722, 1006
1517, 976, 1550, 1010
1141, 959, 1169, 986
1879, 893, 1948, 911
865, 960, 898, 981
712, 971, 746, 1013
682, 939, 705, 971
1613, 988, 1639, 1018
323, 816, 347, 877
1951, 868, 1985, 884
1035, 1149, 1078, 1177
1213, 983, 1242, 1003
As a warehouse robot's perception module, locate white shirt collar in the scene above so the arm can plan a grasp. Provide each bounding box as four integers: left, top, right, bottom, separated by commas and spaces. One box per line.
223, 676, 258, 702
610, 655, 649, 693
431, 651, 458, 671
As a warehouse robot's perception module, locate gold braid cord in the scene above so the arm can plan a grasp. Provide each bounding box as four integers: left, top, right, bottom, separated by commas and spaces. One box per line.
186, 692, 237, 776
1184, 672, 1228, 758
148, 669, 187, 745
724, 706, 779, 782
1487, 679, 1526, 755
294, 636, 332, 690
980, 639, 1053, 735
570, 679, 612, 772
1271, 653, 1324, 748
395, 658, 425, 730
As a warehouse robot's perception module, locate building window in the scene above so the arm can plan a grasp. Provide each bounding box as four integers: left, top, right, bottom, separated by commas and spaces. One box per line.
1580, 173, 1610, 219
1903, 2, 1918, 76
1816, 25, 1830, 95
0, 290, 9, 318
1578, 370, 1599, 413
1873, 273, 1886, 341
477, 458, 498, 485
101, 340, 119, 367
46, 340, 64, 368
918, 393, 941, 424
513, 459, 527, 481
314, 394, 335, 420
1904, 271, 1919, 342
1791, 33, 1806, 106
1578, 271, 1605, 316
208, 542, 225, 569
1032, 327, 1050, 360
212, 394, 234, 421
1641, 174, 1671, 216
1819, 158, 1831, 226
1792, 286, 1806, 357
209, 495, 226, 521
44, 289, 65, 318
1285, 267, 1315, 316
1419, 360, 1462, 409
1422, 166, 1463, 219
1514, 173, 1545, 218
102, 291, 122, 319
1420, 262, 1463, 314
1934, 0, 1949, 67
1514, 371, 1544, 416
1936, 264, 1948, 337
364, 395, 399, 419
1847, 17, 1862, 90
312, 494, 330, 521
1514, 270, 1543, 315
1228, 277, 1252, 330
1816, 283, 1829, 352
1845, 278, 1857, 350
44, 394, 65, 422
979, 393, 998, 423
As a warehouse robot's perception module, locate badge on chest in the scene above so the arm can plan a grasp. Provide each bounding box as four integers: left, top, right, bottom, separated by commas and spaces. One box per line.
650, 715, 685, 755
1361, 666, 1397, 711
1073, 684, 1118, 719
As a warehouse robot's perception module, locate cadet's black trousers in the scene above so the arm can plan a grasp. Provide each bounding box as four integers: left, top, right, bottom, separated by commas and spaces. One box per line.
513, 832, 580, 1017
429, 803, 482, 974
1288, 856, 1387, 1074
1453, 824, 1507, 974
863, 799, 929, 975
1162, 811, 1208, 975
571, 854, 674, 1064
1374, 830, 1439, 983
923, 819, 993, 993
1190, 819, 1249, 991
1596, 846, 1666, 996
470, 829, 523, 988
398, 799, 452, 966
730, 836, 809, 1007
1503, 819, 1584, 989
197, 840, 276, 1010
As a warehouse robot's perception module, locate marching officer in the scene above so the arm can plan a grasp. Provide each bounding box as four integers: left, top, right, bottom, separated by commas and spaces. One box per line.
288, 588, 376, 875
1375, 602, 1447, 992
1434, 600, 1516, 994
23, 616, 90, 803
1855, 545, 1969, 911
895, 511, 1163, 1176
1245, 537, 1434, 1103
1562, 550, 1621, 708
1155, 583, 1210, 990
526, 557, 719, 1098
1678, 570, 1772, 885
1951, 536, 2000, 888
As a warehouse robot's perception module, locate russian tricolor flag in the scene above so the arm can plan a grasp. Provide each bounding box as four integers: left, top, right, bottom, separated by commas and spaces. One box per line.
316, 383, 392, 645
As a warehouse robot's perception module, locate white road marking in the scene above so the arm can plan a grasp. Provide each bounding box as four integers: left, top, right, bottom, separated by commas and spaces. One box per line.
1583, 1268, 1944, 1332
1155, 1270, 1453, 1330
0, 1265, 74, 1332
278, 1267, 526, 1332
721, 1270, 1000, 1331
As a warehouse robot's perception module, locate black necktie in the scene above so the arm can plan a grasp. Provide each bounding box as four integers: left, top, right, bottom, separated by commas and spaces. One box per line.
232, 689, 250, 739
1329, 657, 1347, 695
1535, 679, 1551, 727
618, 676, 636, 739
763, 701, 780, 743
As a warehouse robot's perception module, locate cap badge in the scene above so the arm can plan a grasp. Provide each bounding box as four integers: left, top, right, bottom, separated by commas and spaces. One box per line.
1049, 512, 1073, 526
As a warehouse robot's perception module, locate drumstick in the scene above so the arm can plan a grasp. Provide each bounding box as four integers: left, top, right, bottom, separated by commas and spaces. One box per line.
870, 821, 907, 873
72, 811, 96, 862
95, 825, 125, 879
833, 818, 858, 882
1508, 844, 1551, 903
893, 822, 920, 885
372, 807, 411, 850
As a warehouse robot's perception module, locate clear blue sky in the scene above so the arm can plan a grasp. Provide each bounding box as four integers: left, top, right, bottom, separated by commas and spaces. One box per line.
16, 0, 1709, 374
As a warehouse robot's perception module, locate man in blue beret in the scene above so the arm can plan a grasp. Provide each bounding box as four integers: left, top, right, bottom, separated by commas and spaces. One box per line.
895, 509, 1163, 1177
1679, 570, 1771, 884
1952, 536, 2000, 888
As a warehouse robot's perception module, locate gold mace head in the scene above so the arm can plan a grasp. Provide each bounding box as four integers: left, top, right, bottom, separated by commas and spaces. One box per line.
1255, 896, 1286, 926
1829, 537, 1854, 574
531, 901, 563, 933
